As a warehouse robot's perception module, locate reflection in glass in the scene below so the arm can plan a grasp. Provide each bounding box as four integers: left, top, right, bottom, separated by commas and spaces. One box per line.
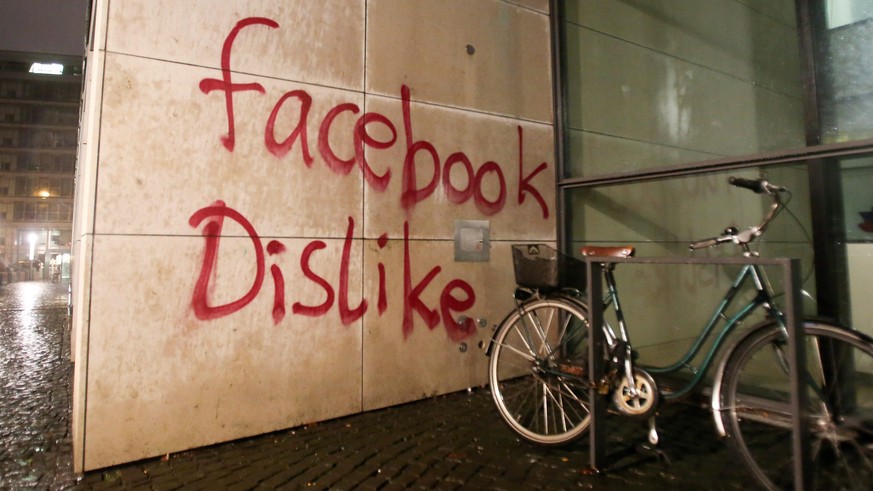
820, 3, 873, 143
564, 165, 817, 357
839, 155, 873, 339
561, 1, 805, 177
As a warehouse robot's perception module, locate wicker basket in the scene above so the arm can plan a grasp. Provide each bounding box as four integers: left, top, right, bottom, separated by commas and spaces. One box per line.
511, 244, 587, 290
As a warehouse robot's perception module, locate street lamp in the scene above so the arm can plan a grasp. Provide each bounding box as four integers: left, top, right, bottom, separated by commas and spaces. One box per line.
28, 232, 37, 261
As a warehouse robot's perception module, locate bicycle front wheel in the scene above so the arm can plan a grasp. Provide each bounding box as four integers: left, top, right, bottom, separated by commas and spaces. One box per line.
716, 321, 873, 490
488, 297, 593, 446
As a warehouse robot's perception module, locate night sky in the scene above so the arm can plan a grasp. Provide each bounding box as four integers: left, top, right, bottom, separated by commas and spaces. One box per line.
0, 0, 88, 56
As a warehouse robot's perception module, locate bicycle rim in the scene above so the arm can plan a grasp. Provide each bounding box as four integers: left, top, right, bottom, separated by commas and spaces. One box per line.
488, 298, 592, 446
718, 323, 873, 490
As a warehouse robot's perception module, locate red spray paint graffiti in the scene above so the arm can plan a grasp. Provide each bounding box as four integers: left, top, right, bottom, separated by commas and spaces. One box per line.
198, 17, 279, 152
192, 17, 552, 341
189, 202, 476, 340
199, 17, 550, 218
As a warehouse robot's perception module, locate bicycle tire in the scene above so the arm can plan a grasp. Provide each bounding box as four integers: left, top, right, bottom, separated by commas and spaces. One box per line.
488, 296, 594, 446
716, 321, 873, 490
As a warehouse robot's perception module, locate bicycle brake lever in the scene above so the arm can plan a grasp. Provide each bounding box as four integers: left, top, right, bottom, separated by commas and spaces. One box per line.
689, 237, 720, 250
689, 228, 736, 250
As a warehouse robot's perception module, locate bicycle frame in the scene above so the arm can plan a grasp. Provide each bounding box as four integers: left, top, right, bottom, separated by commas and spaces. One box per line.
601, 260, 784, 400
486, 179, 849, 490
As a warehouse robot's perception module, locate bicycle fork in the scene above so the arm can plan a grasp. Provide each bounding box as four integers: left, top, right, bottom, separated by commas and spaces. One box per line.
603, 267, 638, 397
601, 268, 663, 446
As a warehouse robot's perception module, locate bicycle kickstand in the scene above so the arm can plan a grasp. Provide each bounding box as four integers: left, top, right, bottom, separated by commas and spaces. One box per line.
647, 416, 659, 445
636, 416, 672, 465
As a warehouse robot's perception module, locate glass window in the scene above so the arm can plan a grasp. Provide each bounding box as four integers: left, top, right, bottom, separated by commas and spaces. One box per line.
562, 0, 805, 178
826, 0, 873, 28
564, 164, 817, 365
840, 155, 873, 334
819, 3, 873, 142
558, 0, 873, 346
841, 155, 873, 242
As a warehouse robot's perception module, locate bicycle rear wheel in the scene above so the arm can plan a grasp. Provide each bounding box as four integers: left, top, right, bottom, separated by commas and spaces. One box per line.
716, 322, 873, 490
488, 297, 593, 446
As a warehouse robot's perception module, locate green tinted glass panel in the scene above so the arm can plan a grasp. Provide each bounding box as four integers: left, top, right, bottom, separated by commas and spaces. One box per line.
562, 0, 805, 178
821, 4, 873, 143
564, 166, 817, 363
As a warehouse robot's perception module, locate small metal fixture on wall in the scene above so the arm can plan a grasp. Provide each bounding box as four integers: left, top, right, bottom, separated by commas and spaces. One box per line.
454, 219, 490, 262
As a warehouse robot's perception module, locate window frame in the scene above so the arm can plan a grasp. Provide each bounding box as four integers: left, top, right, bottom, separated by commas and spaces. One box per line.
550, 0, 871, 322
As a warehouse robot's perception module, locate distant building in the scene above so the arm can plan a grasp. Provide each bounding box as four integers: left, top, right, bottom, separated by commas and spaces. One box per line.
0, 50, 81, 282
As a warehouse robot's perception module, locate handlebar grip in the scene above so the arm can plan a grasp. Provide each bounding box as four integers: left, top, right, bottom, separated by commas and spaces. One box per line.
689, 237, 720, 250
728, 177, 765, 193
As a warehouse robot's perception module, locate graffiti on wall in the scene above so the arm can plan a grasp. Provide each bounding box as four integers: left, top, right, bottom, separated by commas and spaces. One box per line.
190, 17, 551, 341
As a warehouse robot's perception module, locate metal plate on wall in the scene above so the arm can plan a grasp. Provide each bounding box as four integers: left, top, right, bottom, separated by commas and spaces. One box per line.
454, 219, 490, 262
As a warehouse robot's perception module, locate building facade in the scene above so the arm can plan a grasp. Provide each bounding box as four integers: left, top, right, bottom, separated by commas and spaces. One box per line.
70, 0, 873, 474
0, 51, 80, 282
72, 0, 554, 471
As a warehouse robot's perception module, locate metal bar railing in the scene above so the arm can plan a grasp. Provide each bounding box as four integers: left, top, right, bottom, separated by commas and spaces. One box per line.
584, 256, 809, 490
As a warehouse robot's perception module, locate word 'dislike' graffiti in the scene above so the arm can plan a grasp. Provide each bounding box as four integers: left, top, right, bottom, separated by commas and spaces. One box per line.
189, 202, 477, 342
198, 17, 551, 218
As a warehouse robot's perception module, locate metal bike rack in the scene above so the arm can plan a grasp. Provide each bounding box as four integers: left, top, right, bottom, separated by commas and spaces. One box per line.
584, 256, 810, 491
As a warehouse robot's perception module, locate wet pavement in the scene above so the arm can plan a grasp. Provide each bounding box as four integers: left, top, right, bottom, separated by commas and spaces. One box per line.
0, 281, 756, 490
0, 281, 75, 489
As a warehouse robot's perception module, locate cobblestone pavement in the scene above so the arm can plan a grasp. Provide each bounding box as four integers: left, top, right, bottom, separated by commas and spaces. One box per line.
1, 281, 758, 490
0, 281, 74, 489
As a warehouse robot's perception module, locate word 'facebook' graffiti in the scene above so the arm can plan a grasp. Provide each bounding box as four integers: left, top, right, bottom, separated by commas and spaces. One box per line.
191, 17, 551, 341
198, 17, 550, 218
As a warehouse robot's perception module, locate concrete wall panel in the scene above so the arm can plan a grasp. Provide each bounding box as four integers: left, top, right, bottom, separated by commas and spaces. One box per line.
95, 53, 364, 237
508, 0, 549, 14
366, 0, 552, 122
83, 234, 364, 469
361, 240, 517, 410
360, 93, 555, 240
106, 0, 365, 90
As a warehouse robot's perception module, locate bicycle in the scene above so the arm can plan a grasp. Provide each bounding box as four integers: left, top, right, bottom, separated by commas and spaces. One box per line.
486, 177, 873, 490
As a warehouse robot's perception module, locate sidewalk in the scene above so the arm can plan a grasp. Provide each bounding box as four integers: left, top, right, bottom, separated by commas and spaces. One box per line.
72, 389, 753, 490
0, 282, 756, 490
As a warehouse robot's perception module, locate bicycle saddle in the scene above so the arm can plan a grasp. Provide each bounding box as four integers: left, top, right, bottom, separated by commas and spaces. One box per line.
579, 246, 635, 258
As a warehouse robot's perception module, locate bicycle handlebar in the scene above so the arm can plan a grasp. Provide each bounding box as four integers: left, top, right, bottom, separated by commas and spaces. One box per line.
688, 178, 785, 252
728, 176, 786, 195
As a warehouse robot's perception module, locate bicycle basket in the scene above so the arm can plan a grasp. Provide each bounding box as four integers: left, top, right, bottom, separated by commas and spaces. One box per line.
511, 244, 586, 291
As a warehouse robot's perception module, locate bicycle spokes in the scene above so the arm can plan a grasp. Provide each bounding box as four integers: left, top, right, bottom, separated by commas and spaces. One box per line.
717, 323, 873, 490
489, 299, 593, 446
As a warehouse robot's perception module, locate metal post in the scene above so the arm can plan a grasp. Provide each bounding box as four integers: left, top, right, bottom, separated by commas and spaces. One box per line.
586, 259, 606, 471
580, 255, 809, 485
784, 258, 811, 490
